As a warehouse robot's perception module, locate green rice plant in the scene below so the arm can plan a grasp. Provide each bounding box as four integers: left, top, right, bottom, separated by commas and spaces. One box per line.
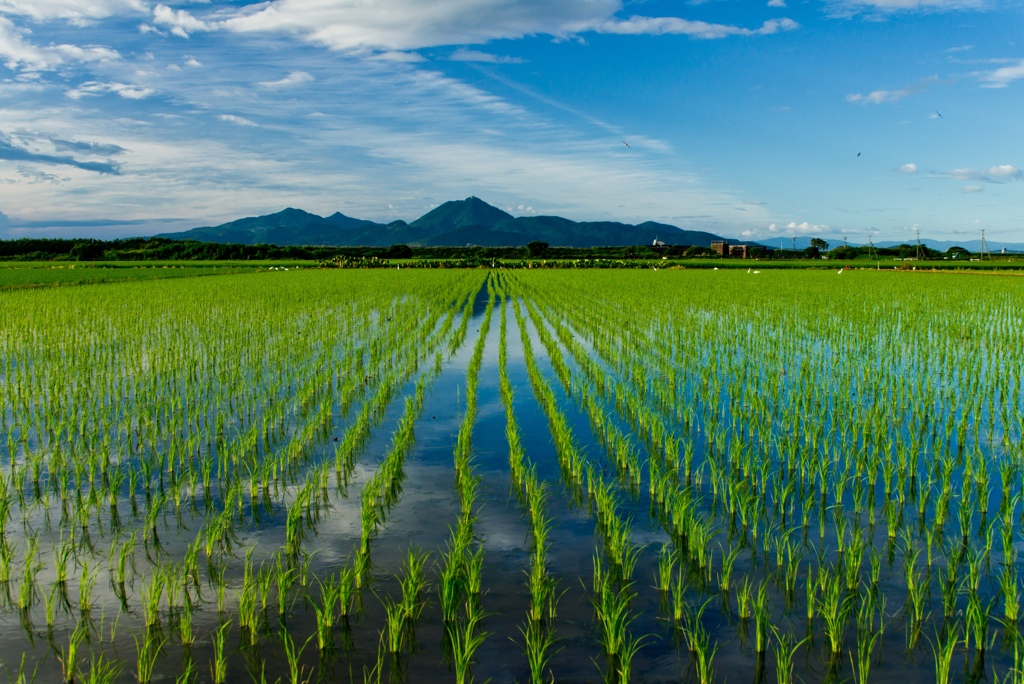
354, 548, 372, 590
932, 624, 959, 684
140, 570, 164, 628
805, 564, 816, 620
1, 653, 38, 684
16, 537, 39, 612
210, 619, 231, 684
279, 626, 314, 684
382, 596, 406, 654
718, 543, 741, 593
465, 544, 485, 596
818, 567, 849, 656
44, 583, 62, 629
175, 658, 195, 684
614, 630, 650, 684
518, 619, 558, 684
1002, 565, 1020, 626
849, 627, 879, 684
274, 553, 298, 620
736, 575, 753, 620
79, 654, 123, 684
656, 543, 675, 593
940, 573, 960, 619
399, 547, 430, 620
338, 564, 356, 618
53, 533, 75, 586
753, 580, 771, 653
592, 578, 635, 657
440, 540, 465, 624
448, 609, 489, 684
132, 629, 166, 684
178, 599, 195, 647
771, 628, 806, 684
692, 628, 718, 684
0, 538, 15, 585
56, 621, 87, 683
966, 591, 992, 653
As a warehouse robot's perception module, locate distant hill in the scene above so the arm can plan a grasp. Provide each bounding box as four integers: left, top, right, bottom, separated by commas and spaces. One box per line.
157, 197, 730, 248
758, 236, 1024, 253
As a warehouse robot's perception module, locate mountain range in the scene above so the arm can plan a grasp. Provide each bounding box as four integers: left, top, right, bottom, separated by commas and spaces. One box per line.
157, 197, 729, 248
762, 236, 1024, 253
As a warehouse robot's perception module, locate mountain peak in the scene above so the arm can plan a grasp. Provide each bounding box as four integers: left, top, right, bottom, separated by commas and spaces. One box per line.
410, 197, 514, 231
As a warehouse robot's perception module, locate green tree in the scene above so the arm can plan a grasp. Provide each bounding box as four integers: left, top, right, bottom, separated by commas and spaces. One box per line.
810, 237, 829, 252
384, 244, 413, 259
526, 241, 549, 257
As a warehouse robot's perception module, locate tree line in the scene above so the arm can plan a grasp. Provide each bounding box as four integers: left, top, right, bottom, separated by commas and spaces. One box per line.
0, 236, 994, 262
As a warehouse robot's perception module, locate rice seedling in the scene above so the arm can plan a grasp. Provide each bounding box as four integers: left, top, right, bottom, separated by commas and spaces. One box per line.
398, 547, 430, 621
210, 619, 232, 684
56, 621, 87, 683
818, 566, 850, 657
79, 654, 123, 684
966, 591, 993, 653
932, 624, 960, 684
132, 629, 166, 684
753, 580, 771, 653
448, 607, 489, 684
178, 599, 195, 647
382, 596, 406, 653
279, 627, 314, 684
849, 626, 880, 684
518, 619, 558, 684
1, 653, 38, 684
772, 628, 806, 684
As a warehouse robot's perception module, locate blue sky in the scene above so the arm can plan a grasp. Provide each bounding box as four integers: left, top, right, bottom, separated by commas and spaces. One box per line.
0, 0, 1022, 244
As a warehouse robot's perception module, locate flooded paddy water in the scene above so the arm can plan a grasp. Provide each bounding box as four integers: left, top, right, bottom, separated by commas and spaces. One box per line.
0, 268, 1022, 683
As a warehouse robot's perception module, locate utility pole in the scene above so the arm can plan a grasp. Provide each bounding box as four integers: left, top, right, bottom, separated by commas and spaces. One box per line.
915, 229, 923, 261
980, 229, 991, 260
868, 235, 878, 268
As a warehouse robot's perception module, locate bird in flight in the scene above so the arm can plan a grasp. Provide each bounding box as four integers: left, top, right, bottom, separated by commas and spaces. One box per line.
622, 140, 631, 149
935, 111, 943, 118
856, 152, 861, 157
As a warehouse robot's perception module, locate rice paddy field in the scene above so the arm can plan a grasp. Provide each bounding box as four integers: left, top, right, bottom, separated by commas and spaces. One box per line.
0, 263, 269, 291
0, 268, 1022, 684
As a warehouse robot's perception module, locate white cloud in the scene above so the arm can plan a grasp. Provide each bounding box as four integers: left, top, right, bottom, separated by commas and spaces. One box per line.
17, 165, 70, 185
449, 49, 524, 64
767, 0, 787, 6
152, 4, 221, 38
0, 0, 145, 22
368, 51, 425, 62
258, 70, 314, 88
0, 16, 120, 71
980, 59, 1024, 88
225, 0, 797, 50
946, 165, 1020, 182
765, 221, 830, 235
218, 114, 258, 126
962, 185, 983, 193
847, 88, 909, 104
826, 0, 984, 17
66, 81, 153, 99
988, 164, 1020, 178
184, 56, 202, 68
897, 162, 918, 173
594, 16, 799, 39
